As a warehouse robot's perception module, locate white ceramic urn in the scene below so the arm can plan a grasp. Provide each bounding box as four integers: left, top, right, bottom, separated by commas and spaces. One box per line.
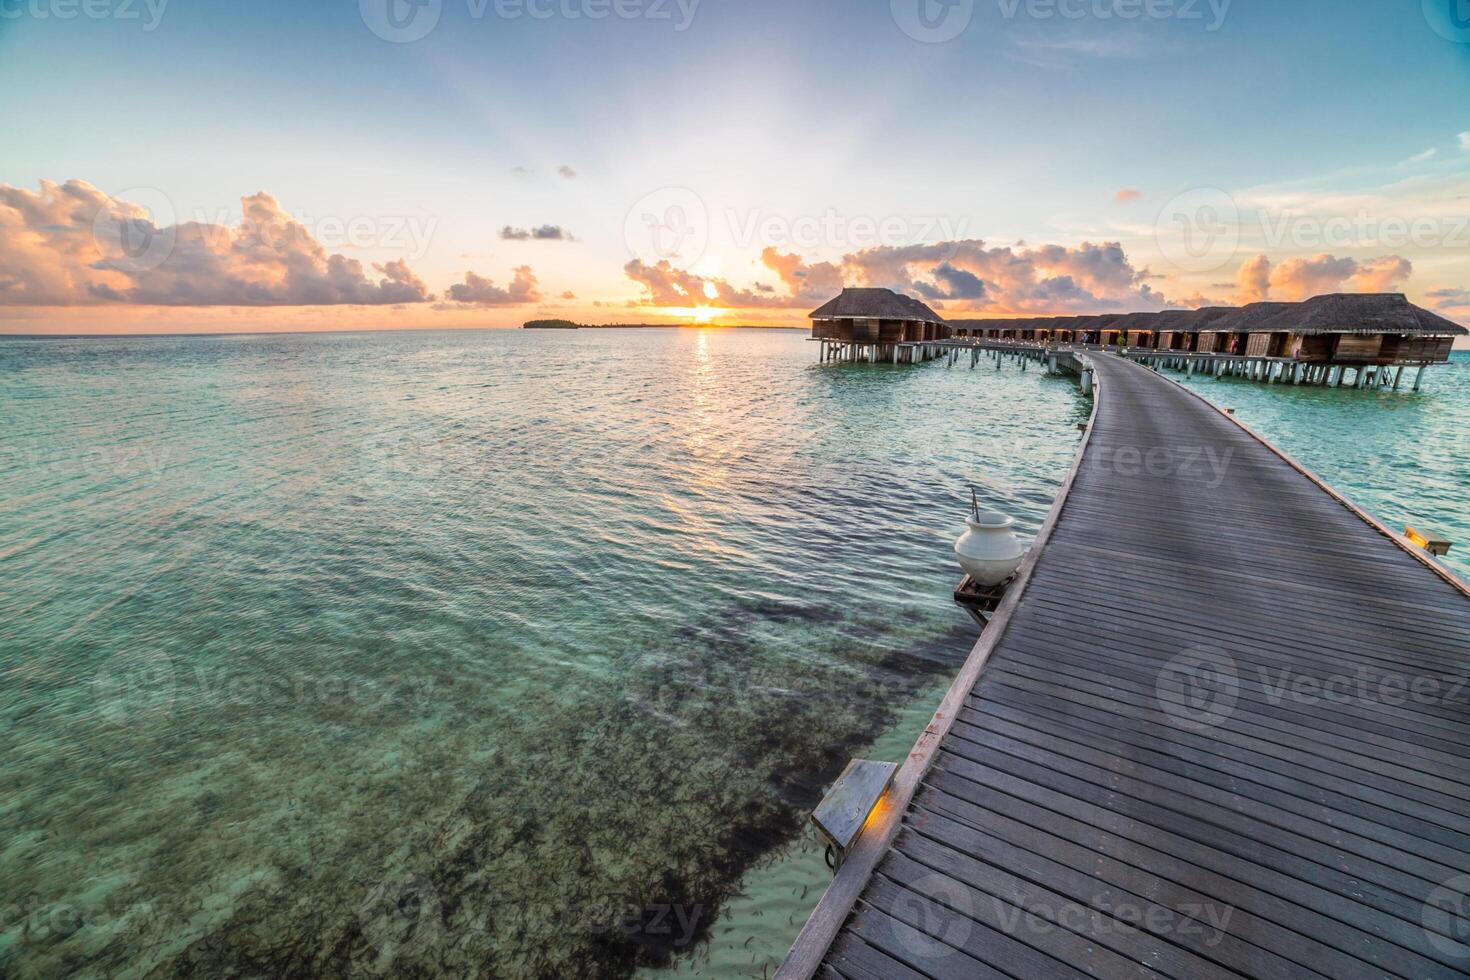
955, 510, 1026, 586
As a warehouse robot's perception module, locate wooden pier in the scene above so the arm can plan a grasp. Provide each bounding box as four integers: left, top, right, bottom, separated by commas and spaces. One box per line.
780, 351, 1470, 979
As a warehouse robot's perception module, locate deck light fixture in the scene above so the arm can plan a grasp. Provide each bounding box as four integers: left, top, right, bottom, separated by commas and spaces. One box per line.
811, 759, 898, 872
1405, 526, 1452, 557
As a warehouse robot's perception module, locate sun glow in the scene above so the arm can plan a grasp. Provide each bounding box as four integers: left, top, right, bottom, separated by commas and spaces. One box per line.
658, 306, 725, 324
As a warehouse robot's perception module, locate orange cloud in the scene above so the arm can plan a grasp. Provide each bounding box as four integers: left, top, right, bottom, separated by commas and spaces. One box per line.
759, 247, 843, 304
1267, 253, 1412, 301
623, 258, 788, 309
623, 239, 1171, 315
1236, 254, 1272, 302
1347, 255, 1414, 293
0, 180, 433, 307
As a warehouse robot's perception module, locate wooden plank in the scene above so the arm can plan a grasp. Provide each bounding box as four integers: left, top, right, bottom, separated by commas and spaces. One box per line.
941, 725, 1457, 913
979, 684, 1470, 841
914, 780, 1442, 979
987, 630, 1470, 766
926, 758, 1466, 970
978, 656, 1470, 800
863, 872, 1095, 980
951, 712, 1470, 884
845, 902, 1010, 980
874, 853, 1172, 980
825, 932, 932, 980
899, 813, 1322, 979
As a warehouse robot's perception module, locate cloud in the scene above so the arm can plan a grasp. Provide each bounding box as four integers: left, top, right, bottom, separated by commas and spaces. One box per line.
843, 239, 1167, 313
759, 247, 843, 304
1236, 254, 1272, 303
629, 236, 1410, 316
1406, 148, 1438, 164
1244, 253, 1413, 301
561, 290, 576, 299
1269, 255, 1367, 300
558, 165, 577, 180
499, 224, 574, 241
625, 238, 1170, 314
1114, 187, 1144, 204
445, 266, 541, 305
1461, 132, 1470, 152
1428, 287, 1470, 312
1347, 255, 1414, 293
623, 258, 789, 308
0, 180, 432, 306
509, 167, 533, 176
914, 262, 988, 301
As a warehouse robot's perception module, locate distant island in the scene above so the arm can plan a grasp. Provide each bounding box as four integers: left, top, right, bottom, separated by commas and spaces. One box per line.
522, 319, 681, 329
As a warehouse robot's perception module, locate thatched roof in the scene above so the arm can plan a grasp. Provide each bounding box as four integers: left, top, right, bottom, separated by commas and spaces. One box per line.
809, 288, 948, 324
950, 293, 1466, 337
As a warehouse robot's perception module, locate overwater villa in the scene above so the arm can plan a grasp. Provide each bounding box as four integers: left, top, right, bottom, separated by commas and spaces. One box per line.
811, 289, 1466, 387
809, 287, 952, 363
951, 292, 1464, 366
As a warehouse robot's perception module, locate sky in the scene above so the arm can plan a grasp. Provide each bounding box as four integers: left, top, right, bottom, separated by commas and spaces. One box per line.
2, 0, 1470, 334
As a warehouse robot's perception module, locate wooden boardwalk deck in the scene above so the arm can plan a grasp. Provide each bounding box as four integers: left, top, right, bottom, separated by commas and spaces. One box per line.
780, 353, 1470, 979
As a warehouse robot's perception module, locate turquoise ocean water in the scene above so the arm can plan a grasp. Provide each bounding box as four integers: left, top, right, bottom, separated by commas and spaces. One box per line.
2, 330, 1464, 978
0, 328, 1083, 978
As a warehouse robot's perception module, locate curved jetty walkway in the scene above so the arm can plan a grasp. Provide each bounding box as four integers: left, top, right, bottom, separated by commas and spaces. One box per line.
780, 353, 1470, 980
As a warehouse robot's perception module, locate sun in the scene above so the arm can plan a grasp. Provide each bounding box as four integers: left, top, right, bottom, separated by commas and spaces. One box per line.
659, 306, 725, 324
